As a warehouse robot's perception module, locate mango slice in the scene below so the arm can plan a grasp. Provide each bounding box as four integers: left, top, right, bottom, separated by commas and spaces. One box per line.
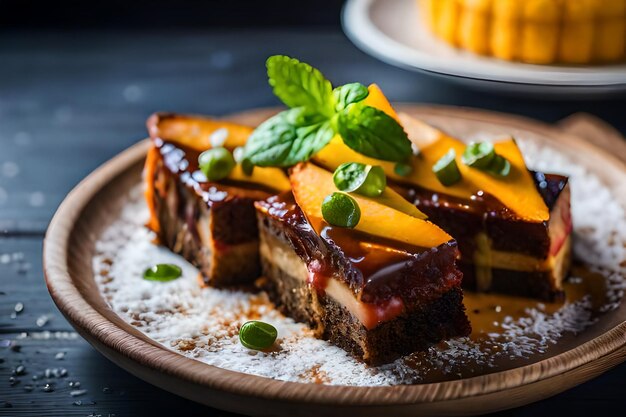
149, 113, 252, 150
144, 145, 161, 234
290, 163, 450, 249
228, 164, 291, 192
314, 84, 548, 222
363, 84, 400, 122
148, 113, 290, 192
315, 119, 549, 222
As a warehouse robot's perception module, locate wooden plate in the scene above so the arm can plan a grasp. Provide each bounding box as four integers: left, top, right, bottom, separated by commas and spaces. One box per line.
44, 106, 626, 416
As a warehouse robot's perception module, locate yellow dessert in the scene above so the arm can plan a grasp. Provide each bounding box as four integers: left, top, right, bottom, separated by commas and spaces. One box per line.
313, 85, 549, 222
418, 0, 626, 64
289, 163, 451, 249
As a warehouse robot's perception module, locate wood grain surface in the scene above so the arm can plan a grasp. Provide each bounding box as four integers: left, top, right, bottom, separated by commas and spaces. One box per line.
42, 105, 626, 417
2, 30, 626, 417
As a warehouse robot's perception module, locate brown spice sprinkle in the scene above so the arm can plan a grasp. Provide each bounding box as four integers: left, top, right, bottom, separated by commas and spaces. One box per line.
225, 325, 239, 339
299, 365, 330, 384
243, 294, 272, 320
173, 339, 197, 351
196, 273, 205, 287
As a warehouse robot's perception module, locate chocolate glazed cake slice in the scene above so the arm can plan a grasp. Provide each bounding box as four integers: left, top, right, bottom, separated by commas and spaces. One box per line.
395, 115, 572, 301
255, 163, 471, 365
144, 113, 290, 287
407, 170, 571, 300
312, 102, 572, 301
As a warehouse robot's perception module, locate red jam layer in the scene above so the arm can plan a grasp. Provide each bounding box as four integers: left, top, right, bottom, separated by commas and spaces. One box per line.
256, 193, 463, 308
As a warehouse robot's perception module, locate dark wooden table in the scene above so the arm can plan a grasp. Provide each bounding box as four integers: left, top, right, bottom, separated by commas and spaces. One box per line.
1, 30, 625, 417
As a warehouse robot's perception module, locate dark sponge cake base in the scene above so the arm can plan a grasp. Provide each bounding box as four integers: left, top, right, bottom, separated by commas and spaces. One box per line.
459, 261, 567, 302
151, 161, 261, 287
260, 256, 471, 365
322, 287, 470, 365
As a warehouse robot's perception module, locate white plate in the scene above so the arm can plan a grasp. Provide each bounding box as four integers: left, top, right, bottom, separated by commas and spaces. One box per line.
342, 0, 626, 97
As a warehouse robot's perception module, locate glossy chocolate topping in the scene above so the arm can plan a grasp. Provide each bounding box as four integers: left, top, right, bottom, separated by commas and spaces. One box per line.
404, 171, 568, 221
403, 171, 570, 258
150, 139, 273, 249
256, 193, 462, 306
156, 139, 271, 203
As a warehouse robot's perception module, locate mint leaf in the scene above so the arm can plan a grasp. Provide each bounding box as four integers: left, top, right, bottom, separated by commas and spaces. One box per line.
266, 55, 334, 117
250, 56, 410, 167
337, 104, 412, 162
333, 83, 369, 112
245, 108, 334, 167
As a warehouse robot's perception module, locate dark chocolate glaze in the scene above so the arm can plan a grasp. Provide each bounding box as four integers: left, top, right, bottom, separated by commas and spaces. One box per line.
402, 172, 570, 259
153, 139, 270, 247
256, 193, 463, 306
157, 139, 275, 200
532, 171, 569, 210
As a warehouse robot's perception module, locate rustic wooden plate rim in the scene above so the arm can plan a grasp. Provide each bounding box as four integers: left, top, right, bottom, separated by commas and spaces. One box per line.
43, 105, 626, 410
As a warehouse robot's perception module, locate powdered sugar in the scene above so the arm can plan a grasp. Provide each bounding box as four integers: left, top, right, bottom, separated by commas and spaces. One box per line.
93, 140, 625, 386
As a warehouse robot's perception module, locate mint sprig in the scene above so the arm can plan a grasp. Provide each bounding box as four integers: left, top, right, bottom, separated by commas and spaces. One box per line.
245, 55, 412, 167
267, 55, 334, 118
337, 104, 412, 162
245, 108, 334, 167
333, 83, 370, 112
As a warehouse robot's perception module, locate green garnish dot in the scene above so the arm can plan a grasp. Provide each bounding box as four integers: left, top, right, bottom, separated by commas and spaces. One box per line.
143, 264, 182, 282
233, 146, 245, 163
198, 147, 236, 182
241, 158, 255, 176
462, 142, 495, 169
461, 141, 511, 177
321, 192, 361, 228
432, 149, 462, 186
486, 154, 511, 177
333, 162, 386, 197
239, 320, 278, 350
394, 162, 413, 177
233, 146, 254, 176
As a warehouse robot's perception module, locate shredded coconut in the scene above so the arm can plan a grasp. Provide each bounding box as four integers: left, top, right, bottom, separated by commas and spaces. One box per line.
93, 139, 625, 386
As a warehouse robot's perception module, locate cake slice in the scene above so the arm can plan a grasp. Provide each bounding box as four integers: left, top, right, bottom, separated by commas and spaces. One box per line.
398, 116, 572, 300
144, 112, 290, 287
315, 121, 572, 300
407, 169, 571, 300
311, 87, 572, 300
255, 163, 471, 364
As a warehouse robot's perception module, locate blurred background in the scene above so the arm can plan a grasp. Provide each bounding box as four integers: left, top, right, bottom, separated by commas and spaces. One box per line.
1, 0, 625, 416
1, 0, 345, 28
2, 0, 625, 230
